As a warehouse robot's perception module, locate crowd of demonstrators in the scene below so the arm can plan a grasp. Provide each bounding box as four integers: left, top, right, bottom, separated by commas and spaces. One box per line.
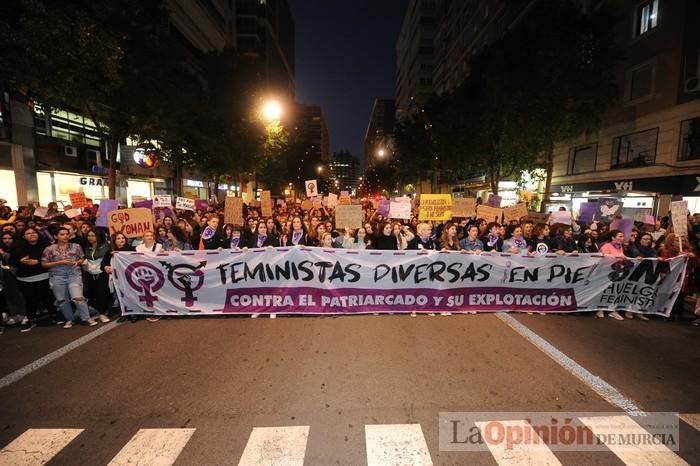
2, 196, 700, 334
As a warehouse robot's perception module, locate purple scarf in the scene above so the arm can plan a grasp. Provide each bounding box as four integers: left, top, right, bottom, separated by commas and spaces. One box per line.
292, 230, 303, 245
256, 234, 267, 248
487, 233, 499, 247
201, 226, 216, 241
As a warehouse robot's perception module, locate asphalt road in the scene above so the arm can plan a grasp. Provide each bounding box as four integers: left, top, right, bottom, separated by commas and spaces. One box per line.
0, 312, 698, 465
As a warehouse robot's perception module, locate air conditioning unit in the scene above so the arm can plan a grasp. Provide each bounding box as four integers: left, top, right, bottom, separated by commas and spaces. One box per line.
86, 148, 102, 167
685, 76, 700, 94
64, 145, 77, 157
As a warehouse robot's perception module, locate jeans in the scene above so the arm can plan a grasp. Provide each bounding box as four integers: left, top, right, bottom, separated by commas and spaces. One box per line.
49, 269, 91, 322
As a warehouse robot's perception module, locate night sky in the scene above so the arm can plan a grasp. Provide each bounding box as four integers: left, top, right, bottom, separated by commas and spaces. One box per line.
289, 0, 408, 164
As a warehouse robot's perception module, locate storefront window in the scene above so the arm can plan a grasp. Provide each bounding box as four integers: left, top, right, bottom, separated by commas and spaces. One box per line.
0, 169, 19, 209
37, 172, 109, 207
126, 179, 154, 204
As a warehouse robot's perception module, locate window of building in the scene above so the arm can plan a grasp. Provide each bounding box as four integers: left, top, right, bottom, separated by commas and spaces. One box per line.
636, 0, 659, 36
679, 117, 700, 161
611, 128, 658, 169
626, 60, 655, 102
567, 143, 598, 175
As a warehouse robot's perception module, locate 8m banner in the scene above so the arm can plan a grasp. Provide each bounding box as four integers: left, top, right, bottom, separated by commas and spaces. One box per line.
113, 248, 687, 317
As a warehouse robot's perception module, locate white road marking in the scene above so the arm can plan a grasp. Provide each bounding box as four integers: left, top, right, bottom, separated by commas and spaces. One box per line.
496, 313, 645, 416
475, 420, 561, 466
0, 428, 83, 465
238, 426, 310, 466
365, 424, 433, 466
0, 321, 120, 390
680, 413, 700, 432
579, 415, 689, 466
108, 428, 195, 466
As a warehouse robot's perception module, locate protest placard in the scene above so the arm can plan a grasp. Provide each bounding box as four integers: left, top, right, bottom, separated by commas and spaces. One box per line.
338, 196, 352, 206
476, 205, 502, 223
108, 208, 153, 238
502, 203, 528, 223
486, 194, 502, 208
335, 204, 363, 229
261, 191, 272, 216
96, 199, 119, 227
224, 196, 244, 225
378, 200, 390, 216
65, 208, 81, 219
312, 197, 323, 209
195, 200, 209, 211
305, 179, 318, 197
643, 214, 656, 225
452, 198, 476, 218
551, 211, 572, 225
133, 199, 153, 209
528, 211, 549, 225
578, 202, 598, 223
595, 198, 622, 222
327, 193, 338, 208
69, 192, 91, 209
671, 200, 688, 236
153, 195, 172, 208
418, 194, 452, 221
611, 218, 635, 239
301, 199, 313, 211
33, 207, 49, 219
131, 195, 146, 203
389, 200, 412, 219
176, 197, 195, 211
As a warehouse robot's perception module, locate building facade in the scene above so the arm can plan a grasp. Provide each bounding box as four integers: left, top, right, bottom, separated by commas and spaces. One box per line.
549, 0, 700, 216
395, 0, 438, 120
363, 98, 396, 170
329, 151, 361, 194
291, 104, 331, 193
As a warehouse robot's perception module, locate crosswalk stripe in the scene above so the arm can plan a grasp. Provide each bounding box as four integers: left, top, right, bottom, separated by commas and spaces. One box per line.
579, 415, 689, 466
0, 428, 83, 466
474, 420, 561, 466
108, 428, 195, 466
237, 426, 310, 466
680, 413, 700, 432
365, 424, 433, 466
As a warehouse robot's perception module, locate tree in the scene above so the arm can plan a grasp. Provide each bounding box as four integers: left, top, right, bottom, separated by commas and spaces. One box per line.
1, 0, 192, 199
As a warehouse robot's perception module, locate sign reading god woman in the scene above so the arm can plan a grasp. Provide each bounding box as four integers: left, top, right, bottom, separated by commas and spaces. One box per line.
112, 249, 687, 317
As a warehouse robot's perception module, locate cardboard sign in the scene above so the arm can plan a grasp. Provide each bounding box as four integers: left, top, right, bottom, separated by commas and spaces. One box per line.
108, 208, 153, 238
327, 193, 338, 208
301, 199, 313, 211
671, 200, 688, 236
261, 191, 272, 217
33, 207, 49, 219
335, 204, 364, 229
338, 196, 352, 206
340, 190, 349, 197
96, 199, 119, 227
528, 211, 549, 225
578, 202, 599, 223
502, 203, 528, 223
65, 208, 82, 219
153, 195, 172, 208
486, 194, 502, 208
643, 214, 656, 225
389, 200, 412, 219
176, 197, 195, 211
418, 194, 453, 221
312, 198, 323, 209
305, 179, 318, 197
551, 211, 572, 225
224, 196, 244, 225
69, 192, 91, 209
131, 195, 146, 203
476, 205, 503, 223
452, 198, 476, 218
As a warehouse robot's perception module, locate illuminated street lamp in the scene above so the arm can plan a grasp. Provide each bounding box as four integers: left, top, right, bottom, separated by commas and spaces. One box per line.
317, 166, 323, 174
377, 148, 386, 157
261, 99, 283, 122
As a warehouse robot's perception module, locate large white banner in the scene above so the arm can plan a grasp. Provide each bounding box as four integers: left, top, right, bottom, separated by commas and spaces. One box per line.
112, 248, 687, 317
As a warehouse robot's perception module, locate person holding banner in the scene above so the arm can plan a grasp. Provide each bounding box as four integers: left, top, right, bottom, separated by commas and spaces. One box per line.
199, 213, 225, 250
407, 223, 437, 250
439, 223, 460, 251
551, 225, 578, 255
281, 216, 309, 246
41, 227, 98, 329
460, 225, 483, 253
373, 222, 398, 250
501, 225, 529, 254
480, 222, 503, 252
164, 226, 193, 251
246, 221, 278, 248
135, 231, 163, 254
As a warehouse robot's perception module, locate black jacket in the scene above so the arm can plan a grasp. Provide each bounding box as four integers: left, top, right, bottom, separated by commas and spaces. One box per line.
10, 241, 49, 278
